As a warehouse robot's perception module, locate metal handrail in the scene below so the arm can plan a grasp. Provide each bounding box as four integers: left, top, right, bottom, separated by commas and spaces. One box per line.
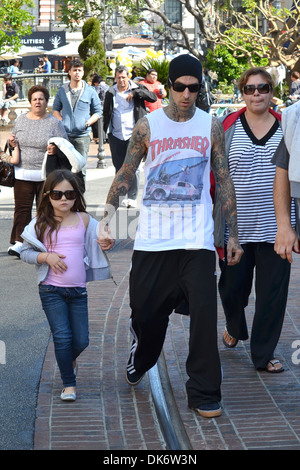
0, 72, 68, 100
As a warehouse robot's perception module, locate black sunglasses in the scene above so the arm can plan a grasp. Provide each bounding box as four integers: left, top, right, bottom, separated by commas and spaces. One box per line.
170, 80, 201, 93
243, 83, 272, 95
46, 190, 77, 200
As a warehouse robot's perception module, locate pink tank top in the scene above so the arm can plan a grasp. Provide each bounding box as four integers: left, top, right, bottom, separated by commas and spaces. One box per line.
42, 212, 86, 287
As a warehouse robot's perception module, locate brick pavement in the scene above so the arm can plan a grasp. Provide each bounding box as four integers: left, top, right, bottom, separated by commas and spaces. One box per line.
34, 239, 166, 451
163, 256, 300, 450
34, 233, 300, 451
32, 140, 165, 450
33, 138, 300, 451
3, 127, 300, 451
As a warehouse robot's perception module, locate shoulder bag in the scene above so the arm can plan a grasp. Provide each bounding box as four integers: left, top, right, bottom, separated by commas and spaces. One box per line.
0, 141, 15, 187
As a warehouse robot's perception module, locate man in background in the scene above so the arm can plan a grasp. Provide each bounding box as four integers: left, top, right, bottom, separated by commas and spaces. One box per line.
52, 59, 102, 178
103, 65, 157, 208
40, 55, 52, 74
0, 73, 19, 126
140, 68, 167, 112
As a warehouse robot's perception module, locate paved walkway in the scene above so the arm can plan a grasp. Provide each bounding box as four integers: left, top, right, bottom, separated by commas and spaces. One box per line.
2, 128, 300, 451
166, 254, 300, 450
34, 226, 300, 451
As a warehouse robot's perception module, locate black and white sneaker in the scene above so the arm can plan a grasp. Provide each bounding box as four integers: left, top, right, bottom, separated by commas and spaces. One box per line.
125, 368, 145, 386
190, 402, 222, 418
8, 241, 23, 258
126, 335, 145, 385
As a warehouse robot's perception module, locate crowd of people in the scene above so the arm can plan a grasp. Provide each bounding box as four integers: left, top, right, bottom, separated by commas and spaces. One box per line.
1, 55, 299, 418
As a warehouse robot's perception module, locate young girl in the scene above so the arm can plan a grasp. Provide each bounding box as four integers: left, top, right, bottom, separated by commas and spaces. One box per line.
20, 169, 110, 401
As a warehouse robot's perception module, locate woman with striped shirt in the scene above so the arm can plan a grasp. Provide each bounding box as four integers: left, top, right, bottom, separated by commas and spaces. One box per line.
217, 68, 295, 373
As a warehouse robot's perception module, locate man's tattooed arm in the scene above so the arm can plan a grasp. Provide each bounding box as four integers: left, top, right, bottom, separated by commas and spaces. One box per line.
211, 117, 243, 265
105, 116, 149, 216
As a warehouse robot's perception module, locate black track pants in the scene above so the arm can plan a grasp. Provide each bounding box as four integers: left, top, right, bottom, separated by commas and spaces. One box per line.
219, 242, 291, 369
129, 249, 222, 408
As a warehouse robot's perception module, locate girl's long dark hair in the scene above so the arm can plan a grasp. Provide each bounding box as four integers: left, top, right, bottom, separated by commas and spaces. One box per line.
35, 169, 87, 245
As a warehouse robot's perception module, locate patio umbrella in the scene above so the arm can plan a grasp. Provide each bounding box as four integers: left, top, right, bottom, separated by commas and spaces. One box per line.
122, 46, 147, 58
17, 45, 45, 56
0, 52, 22, 60
47, 43, 80, 57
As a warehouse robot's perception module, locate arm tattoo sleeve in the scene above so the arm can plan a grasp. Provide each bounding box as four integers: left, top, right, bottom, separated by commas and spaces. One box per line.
211, 117, 239, 239
103, 117, 150, 219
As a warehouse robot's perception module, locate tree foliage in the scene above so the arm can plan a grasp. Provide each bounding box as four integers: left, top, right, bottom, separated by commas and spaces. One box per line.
0, 0, 35, 54
213, 0, 300, 71
59, 0, 143, 32
205, 44, 268, 84
58, 0, 300, 71
139, 0, 300, 71
78, 17, 108, 80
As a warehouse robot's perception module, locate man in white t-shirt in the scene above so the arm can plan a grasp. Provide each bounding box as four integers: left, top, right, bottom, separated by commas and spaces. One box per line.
98, 55, 243, 418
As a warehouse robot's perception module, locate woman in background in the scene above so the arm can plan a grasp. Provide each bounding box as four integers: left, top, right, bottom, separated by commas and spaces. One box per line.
7, 85, 67, 257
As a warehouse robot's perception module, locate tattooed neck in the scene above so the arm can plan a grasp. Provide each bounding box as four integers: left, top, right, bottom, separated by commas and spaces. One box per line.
164, 101, 196, 122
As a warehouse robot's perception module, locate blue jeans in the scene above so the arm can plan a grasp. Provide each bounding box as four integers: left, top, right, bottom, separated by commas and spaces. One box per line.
0, 99, 16, 110
68, 134, 91, 177
39, 285, 89, 387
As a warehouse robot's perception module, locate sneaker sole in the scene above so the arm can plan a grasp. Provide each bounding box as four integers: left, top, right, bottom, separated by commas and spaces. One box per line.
8, 249, 21, 258
125, 371, 145, 386
190, 406, 222, 418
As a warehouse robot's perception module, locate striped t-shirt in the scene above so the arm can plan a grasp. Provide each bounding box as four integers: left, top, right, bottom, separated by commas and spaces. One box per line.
225, 113, 287, 244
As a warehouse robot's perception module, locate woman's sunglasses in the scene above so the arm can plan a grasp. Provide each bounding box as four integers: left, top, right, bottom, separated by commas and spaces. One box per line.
46, 190, 77, 200
243, 84, 272, 95
170, 80, 201, 93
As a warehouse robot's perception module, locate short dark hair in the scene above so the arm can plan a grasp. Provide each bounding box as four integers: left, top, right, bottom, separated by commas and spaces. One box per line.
91, 75, 100, 85
69, 58, 84, 70
147, 68, 157, 75
28, 85, 50, 103
4, 73, 12, 81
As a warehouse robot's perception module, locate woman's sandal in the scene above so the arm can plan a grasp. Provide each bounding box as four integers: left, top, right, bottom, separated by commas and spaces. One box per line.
263, 359, 284, 373
223, 327, 239, 348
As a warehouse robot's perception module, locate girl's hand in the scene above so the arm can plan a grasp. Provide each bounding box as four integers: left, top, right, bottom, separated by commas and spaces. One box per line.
47, 143, 57, 155
46, 252, 67, 274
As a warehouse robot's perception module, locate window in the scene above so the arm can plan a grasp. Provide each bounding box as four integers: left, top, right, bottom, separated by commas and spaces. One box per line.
165, 0, 182, 24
